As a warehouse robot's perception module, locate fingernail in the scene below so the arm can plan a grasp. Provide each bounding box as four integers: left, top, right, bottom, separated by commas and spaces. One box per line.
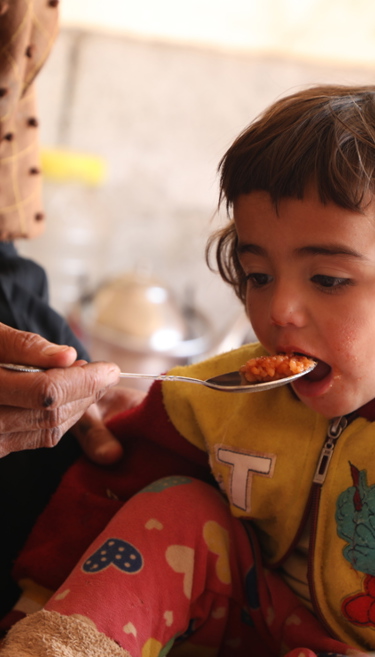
42, 345, 73, 355
107, 366, 121, 383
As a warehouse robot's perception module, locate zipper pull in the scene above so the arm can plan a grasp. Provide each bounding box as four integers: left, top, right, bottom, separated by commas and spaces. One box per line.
313, 416, 348, 485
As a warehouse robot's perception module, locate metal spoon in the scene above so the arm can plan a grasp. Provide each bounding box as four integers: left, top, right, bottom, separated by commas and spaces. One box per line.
0, 361, 317, 393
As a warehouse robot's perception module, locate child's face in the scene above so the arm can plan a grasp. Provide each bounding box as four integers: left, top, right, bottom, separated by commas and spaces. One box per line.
233, 187, 375, 418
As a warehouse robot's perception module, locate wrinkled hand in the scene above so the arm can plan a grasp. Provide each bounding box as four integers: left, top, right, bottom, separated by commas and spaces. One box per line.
0, 324, 121, 458
72, 386, 146, 464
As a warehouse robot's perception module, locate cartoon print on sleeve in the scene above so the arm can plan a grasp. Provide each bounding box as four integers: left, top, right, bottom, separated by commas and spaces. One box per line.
336, 463, 375, 626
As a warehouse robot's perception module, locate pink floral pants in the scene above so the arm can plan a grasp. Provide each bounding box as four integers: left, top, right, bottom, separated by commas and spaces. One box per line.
44, 476, 355, 657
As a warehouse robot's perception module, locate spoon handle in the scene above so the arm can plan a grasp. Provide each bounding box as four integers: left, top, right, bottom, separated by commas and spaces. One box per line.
0, 364, 205, 386
119, 372, 203, 385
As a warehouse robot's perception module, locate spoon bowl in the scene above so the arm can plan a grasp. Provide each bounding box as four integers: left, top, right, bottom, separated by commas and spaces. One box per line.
0, 361, 317, 392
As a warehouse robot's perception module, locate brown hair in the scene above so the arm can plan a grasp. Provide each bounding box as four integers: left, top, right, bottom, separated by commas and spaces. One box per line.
206, 84, 375, 303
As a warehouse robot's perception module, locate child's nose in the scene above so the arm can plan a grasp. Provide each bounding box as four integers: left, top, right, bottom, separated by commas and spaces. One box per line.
269, 282, 306, 327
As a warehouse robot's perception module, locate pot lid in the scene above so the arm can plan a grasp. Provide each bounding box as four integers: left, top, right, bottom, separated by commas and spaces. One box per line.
92, 273, 189, 352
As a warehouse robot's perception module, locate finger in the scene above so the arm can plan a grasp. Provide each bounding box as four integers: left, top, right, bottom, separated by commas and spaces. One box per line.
73, 404, 124, 465
96, 386, 146, 421
0, 323, 78, 369
0, 393, 112, 435
0, 361, 120, 409
0, 408, 87, 458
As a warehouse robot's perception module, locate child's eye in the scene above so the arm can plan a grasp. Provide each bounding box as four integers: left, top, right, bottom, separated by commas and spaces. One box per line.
311, 274, 351, 290
246, 273, 272, 288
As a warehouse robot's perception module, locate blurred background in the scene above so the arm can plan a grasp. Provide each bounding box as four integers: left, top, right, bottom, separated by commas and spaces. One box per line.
16, 0, 375, 379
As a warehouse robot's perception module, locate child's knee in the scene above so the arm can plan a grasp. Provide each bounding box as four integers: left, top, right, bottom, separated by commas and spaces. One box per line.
131, 475, 231, 529
95, 475, 236, 567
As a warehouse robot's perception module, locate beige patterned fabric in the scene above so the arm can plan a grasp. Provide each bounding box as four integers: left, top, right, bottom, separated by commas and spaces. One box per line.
0, 609, 132, 656
0, 0, 59, 239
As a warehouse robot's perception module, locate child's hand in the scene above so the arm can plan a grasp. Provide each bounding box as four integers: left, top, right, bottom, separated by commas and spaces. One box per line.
71, 386, 146, 464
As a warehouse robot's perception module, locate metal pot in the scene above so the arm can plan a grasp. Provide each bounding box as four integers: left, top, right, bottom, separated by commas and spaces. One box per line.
70, 272, 214, 389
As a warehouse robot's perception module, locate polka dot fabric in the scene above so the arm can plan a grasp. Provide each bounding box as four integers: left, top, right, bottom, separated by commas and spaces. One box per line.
0, 0, 59, 238
82, 539, 143, 575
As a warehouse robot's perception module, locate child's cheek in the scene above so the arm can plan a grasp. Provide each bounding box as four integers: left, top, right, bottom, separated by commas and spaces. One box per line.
325, 316, 363, 369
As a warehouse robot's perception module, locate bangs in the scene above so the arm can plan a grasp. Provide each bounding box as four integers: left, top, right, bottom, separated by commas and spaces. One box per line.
219, 87, 375, 212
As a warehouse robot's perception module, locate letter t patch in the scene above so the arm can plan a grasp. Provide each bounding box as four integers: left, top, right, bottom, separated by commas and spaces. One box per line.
216, 446, 276, 512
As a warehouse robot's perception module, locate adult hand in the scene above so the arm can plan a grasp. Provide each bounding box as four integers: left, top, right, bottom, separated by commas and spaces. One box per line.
0, 323, 120, 458
72, 386, 146, 465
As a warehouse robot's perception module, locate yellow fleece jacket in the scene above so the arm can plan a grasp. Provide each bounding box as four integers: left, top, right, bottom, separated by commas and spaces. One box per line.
162, 342, 375, 651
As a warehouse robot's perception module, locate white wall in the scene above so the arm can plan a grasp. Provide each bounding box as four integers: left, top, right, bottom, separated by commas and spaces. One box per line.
59, 0, 375, 67
16, 24, 375, 362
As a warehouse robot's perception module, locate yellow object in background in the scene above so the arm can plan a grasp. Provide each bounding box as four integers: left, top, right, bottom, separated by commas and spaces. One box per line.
41, 148, 107, 186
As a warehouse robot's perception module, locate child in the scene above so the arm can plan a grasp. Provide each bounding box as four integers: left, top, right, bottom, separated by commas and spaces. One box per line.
3, 84, 375, 657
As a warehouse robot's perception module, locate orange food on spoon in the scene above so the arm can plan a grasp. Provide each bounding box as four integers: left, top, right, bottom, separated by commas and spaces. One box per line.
239, 354, 315, 383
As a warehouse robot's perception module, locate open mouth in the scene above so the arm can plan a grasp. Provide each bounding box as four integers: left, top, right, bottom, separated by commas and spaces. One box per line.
290, 354, 333, 397
303, 358, 331, 382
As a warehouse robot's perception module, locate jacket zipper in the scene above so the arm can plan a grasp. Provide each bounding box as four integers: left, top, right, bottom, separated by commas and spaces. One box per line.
270, 416, 350, 570
308, 415, 349, 635
312, 415, 348, 485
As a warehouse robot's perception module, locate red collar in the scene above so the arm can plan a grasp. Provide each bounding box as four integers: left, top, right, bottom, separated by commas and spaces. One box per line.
357, 398, 375, 421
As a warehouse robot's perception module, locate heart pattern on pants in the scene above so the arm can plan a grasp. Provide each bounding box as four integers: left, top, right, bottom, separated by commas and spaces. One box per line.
82, 538, 143, 574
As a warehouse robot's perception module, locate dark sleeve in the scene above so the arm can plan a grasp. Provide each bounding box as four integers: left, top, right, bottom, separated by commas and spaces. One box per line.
0, 279, 90, 360
0, 244, 89, 360
0, 248, 88, 617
